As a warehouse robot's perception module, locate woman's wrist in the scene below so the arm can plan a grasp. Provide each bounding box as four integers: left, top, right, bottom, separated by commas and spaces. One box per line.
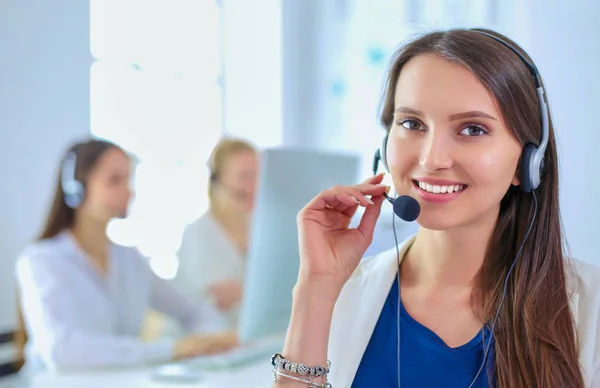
272, 279, 340, 386
271, 273, 345, 386
293, 274, 344, 304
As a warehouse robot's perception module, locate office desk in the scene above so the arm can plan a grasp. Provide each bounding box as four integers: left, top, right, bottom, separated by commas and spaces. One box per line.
21, 361, 273, 388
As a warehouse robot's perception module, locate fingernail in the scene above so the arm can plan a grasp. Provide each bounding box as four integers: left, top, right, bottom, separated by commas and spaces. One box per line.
377, 184, 391, 194
367, 197, 374, 205
351, 196, 360, 203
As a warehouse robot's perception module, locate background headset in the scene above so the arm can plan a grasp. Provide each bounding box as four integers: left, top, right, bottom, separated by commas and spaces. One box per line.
373, 28, 547, 387
61, 150, 85, 209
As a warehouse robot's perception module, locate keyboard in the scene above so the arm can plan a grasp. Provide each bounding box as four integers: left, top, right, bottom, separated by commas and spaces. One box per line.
185, 332, 286, 370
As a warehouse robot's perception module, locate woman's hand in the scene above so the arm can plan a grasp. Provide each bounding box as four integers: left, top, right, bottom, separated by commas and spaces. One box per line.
296, 173, 388, 292
207, 280, 243, 311
173, 331, 238, 359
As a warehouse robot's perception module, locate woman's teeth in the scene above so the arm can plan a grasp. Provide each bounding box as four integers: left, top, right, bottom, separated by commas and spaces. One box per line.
417, 181, 465, 194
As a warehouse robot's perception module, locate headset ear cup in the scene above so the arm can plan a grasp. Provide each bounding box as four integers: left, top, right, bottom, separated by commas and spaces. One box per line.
74, 184, 85, 207
380, 133, 390, 172
61, 150, 85, 209
64, 181, 84, 209
520, 144, 537, 193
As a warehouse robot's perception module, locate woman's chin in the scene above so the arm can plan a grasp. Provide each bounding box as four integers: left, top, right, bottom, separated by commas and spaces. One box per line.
414, 213, 464, 232
111, 207, 129, 220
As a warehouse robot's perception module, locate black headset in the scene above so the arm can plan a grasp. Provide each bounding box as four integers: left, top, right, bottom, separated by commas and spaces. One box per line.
378, 29, 550, 193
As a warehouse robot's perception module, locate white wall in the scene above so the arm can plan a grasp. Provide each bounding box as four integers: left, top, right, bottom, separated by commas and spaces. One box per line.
223, 0, 349, 151
0, 1, 91, 331
527, 1, 600, 263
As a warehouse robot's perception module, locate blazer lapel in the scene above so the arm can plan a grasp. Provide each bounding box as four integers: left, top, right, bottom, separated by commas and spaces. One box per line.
328, 236, 415, 387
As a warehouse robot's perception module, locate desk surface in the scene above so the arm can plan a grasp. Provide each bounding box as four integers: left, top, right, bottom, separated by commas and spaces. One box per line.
16, 361, 272, 388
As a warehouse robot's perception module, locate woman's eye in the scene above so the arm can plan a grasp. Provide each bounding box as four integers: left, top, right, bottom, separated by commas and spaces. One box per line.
459, 125, 489, 137
398, 119, 422, 130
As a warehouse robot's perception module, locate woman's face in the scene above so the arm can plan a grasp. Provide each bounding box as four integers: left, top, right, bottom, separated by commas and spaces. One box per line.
80, 148, 133, 222
386, 54, 522, 231
215, 150, 258, 213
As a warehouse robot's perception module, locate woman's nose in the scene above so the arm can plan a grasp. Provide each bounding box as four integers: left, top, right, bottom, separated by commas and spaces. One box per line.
419, 131, 453, 172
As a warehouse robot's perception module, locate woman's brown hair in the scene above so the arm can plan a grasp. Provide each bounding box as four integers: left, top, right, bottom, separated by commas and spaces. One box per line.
379, 29, 583, 387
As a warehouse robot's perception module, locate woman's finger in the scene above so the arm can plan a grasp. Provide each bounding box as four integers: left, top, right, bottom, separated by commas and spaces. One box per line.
352, 182, 389, 195
357, 194, 385, 240
362, 173, 385, 185
304, 182, 389, 212
319, 189, 362, 210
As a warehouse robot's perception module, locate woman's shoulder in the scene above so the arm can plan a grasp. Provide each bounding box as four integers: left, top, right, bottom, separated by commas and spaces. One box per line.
566, 257, 600, 300
565, 258, 600, 385
17, 232, 72, 264
15, 232, 77, 281
188, 211, 216, 230
566, 257, 600, 330
181, 212, 223, 241
566, 258, 600, 323
179, 211, 236, 257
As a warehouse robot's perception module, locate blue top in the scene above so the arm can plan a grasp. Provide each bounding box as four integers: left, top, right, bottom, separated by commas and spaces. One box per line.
352, 276, 494, 388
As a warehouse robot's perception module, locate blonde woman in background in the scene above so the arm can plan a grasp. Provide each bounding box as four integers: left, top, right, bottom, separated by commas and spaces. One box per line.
175, 138, 259, 328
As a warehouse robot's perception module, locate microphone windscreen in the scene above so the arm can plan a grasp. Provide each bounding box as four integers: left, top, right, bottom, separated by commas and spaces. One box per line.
393, 195, 420, 222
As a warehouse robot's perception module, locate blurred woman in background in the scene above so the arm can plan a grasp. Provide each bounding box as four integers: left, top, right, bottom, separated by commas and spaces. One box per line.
15, 139, 237, 374
175, 138, 259, 328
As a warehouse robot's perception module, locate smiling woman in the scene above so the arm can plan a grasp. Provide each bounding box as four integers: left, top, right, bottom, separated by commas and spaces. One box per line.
385, 54, 522, 230
272, 28, 599, 388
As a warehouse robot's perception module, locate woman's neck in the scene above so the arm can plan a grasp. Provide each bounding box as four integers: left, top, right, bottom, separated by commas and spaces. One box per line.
402, 211, 499, 290
70, 213, 110, 274
211, 205, 250, 255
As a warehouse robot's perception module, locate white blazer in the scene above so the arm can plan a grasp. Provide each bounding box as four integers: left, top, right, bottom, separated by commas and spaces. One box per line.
15, 231, 227, 373
327, 236, 600, 387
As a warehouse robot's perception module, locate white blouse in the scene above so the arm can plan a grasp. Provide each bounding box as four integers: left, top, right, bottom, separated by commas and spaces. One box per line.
174, 211, 246, 328
15, 231, 227, 373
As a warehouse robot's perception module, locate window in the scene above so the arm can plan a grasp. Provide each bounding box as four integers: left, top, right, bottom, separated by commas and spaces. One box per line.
90, 0, 223, 278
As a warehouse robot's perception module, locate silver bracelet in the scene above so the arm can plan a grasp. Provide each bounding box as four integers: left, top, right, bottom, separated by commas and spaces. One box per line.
271, 353, 331, 378
275, 371, 332, 388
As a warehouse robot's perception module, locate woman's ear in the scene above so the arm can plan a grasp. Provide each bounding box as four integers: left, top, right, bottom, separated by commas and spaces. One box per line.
512, 171, 521, 186
512, 156, 522, 186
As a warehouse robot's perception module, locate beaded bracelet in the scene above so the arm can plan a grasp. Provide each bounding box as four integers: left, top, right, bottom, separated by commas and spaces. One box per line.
271, 353, 331, 378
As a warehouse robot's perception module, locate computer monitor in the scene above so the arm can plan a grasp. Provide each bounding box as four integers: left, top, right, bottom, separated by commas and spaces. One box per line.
238, 147, 361, 343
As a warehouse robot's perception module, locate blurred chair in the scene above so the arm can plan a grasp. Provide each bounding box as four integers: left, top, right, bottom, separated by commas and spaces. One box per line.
9, 294, 27, 375
0, 311, 24, 383
0, 331, 18, 379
